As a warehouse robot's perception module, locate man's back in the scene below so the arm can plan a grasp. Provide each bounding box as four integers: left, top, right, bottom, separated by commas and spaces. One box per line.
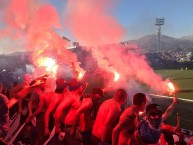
56, 91, 81, 125
35, 91, 54, 113
118, 107, 138, 145
92, 99, 121, 141
79, 97, 93, 131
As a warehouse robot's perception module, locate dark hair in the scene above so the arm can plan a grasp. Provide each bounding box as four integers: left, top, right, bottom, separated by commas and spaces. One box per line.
55, 78, 68, 94
92, 88, 104, 97
146, 104, 162, 116
133, 93, 146, 106
67, 78, 83, 91
113, 89, 127, 103
162, 129, 174, 145
68, 82, 83, 91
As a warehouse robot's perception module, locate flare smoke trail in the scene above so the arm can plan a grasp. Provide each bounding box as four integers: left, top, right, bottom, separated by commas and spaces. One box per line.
64, 0, 169, 94
1, 0, 84, 78
0, 0, 170, 95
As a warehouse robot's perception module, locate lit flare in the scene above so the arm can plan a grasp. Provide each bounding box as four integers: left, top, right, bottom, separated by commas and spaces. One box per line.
37, 57, 58, 75
114, 71, 120, 82
77, 70, 86, 80
167, 82, 175, 94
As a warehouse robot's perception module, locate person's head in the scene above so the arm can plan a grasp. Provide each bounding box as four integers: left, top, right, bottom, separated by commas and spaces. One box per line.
113, 89, 127, 105
23, 73, 32, 84
176, 131, 185, 141
133, 93, 147, 112
162, 129, 174, 145
68, 79, 83, 94
146, 104, 162, 119
55, 78, 68, 94
0, 83, 3, 93
92, 87, 104, 99
146, 103, 163, 129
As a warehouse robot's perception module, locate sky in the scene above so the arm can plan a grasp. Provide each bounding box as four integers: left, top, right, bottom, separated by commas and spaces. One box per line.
112, 0, 193, 40
1, 0, 193, 54
0, 0, 179, 94
48, 0, 193, 41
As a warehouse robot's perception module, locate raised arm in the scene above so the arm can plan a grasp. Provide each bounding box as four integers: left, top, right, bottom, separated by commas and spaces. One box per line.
31, 94, 44, 117
112, 123, 124, 145
15, 85, 31, 113
112, 112, 136, 145
71, 97, 92, 136
28, 95, 33, 116
44, 95, 59, 136
162, 94, 177, 122
175, 113, 181, 132
17, 86, 33, 99
25, 93, 44, 124
79, 82, 88, 97
54, 96, 73, 133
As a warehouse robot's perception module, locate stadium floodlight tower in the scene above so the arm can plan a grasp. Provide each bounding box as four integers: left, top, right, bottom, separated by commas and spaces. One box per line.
155, 18, 164, 51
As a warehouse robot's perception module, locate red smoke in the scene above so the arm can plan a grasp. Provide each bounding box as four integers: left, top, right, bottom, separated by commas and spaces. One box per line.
1, 0, 84, 78
64, 0, 169, 94
65, 0, 124, 46
1, 0, 170, 95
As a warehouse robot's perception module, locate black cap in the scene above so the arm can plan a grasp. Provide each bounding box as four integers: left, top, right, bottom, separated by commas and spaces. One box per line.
92, 88, 104, 97
146, 104, 162, 116
55, 78, 68, 94
68, 82, 83, 91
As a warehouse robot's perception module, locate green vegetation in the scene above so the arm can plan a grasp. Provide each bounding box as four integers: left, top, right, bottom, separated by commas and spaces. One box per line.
155, 69, 193, 100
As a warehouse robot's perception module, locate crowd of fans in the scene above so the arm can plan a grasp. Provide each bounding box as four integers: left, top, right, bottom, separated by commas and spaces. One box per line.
0, 73, 193, 145
0, 50, 193, 144
2, 50, 192, 84
158, 51, 193, 62
146, 51, 193, 69
0, 54, 30, 89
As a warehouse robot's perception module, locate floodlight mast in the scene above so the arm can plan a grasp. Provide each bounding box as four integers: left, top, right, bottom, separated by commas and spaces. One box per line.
155, 18, 164, 51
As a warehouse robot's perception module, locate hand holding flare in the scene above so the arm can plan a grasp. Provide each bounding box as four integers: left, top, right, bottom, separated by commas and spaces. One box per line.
167, 82, 175, 95
167, 82, 178, 104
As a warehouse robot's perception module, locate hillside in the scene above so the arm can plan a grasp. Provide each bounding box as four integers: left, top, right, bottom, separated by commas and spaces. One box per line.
181, 35, 193, 41
126, 34, 193, 53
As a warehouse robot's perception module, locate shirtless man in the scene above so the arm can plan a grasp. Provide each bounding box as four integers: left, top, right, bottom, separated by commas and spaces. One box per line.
53, 81, 84, 145
92, 89, 127, 145
10, 73, 32, 113
26, 77, 56, 145
44, 78, 69, 136
112, 93, 147, 145
70, 87, 104, 145
26, 77, 56, 120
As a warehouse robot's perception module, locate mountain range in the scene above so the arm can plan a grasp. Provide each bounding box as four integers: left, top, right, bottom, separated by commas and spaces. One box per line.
7, 34, 193, 56
125, 34, 193, 53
